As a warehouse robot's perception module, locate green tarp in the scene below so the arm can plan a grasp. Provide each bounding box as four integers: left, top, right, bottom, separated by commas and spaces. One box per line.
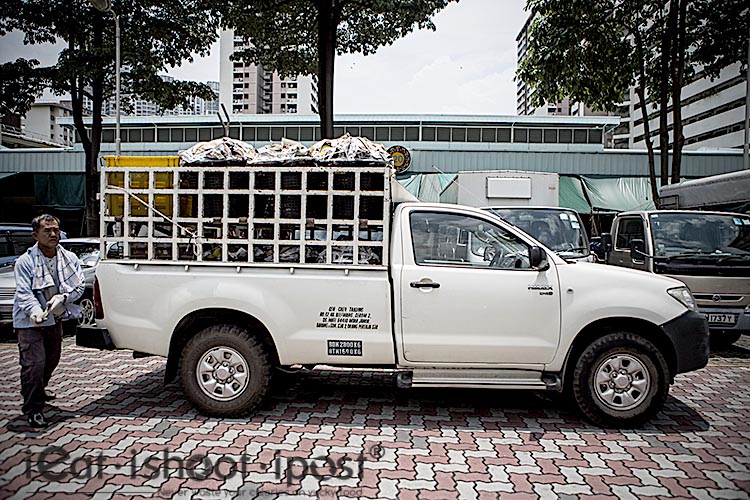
558, 176, 591, 214
398, 174, 458, 203
559, 176, 657, 214
34, 174, 85, 210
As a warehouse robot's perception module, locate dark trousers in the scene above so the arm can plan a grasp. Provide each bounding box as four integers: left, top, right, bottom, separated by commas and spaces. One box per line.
16, 324, 62, 415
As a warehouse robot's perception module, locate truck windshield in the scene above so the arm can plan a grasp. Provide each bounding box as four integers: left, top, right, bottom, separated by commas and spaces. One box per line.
649, 213, 750, 263
487, 208, 589, 258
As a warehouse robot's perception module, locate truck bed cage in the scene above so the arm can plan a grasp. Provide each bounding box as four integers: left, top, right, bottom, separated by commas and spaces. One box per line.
100, 157, 392, 267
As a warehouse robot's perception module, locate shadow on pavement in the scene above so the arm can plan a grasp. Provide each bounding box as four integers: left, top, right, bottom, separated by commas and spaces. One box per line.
6, 363, 709, 436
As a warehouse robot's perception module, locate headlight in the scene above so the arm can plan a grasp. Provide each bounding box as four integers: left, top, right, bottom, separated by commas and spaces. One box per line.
668, 287, 696, 311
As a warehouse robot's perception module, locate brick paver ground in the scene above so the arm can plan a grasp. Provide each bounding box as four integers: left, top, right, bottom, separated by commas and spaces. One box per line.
0, 334, 748, 499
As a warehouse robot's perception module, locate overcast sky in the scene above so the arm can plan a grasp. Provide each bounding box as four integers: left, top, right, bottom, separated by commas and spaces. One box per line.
1, 0, 529, 115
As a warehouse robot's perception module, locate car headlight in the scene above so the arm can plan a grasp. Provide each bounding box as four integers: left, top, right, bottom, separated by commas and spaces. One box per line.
668, 287, 696, 311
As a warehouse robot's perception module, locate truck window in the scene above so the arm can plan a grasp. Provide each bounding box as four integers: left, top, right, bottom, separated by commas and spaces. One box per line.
410, 212, 531, 269
615, 217, 645, 250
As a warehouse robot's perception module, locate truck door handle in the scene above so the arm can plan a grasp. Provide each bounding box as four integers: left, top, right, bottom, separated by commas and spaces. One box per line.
410, 281, 440, 289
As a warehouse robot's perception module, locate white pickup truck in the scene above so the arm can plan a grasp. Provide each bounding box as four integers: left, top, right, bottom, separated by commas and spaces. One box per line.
78, 148, 709, 427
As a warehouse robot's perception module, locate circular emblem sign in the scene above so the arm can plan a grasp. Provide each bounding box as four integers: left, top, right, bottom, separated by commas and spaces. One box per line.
387, 145, 411, 173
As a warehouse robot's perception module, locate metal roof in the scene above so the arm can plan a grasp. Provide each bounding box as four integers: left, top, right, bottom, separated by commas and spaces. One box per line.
56, 113, 619, 127
0, 143, 743, 178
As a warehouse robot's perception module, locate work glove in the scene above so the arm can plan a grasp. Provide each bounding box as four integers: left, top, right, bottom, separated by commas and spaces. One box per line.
47, 294, 67, 316
30, 308, 47, 324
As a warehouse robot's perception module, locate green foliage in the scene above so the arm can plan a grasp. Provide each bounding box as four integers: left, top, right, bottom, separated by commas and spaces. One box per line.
0, 0, 221, 115
692, 0, 750, 78
224, 0, 455, 77
517, 0, 748, 113
0, 58, 47, 115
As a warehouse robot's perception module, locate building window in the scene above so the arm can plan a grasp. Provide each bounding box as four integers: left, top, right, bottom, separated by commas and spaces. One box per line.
376, 127, 389, 141
451, 127, 466, 142
405, 127, 419, 141
588, 130, 602, 144
422, 127, 436, 141
170, 128, 184, 142
513, 128, 528, 142
559, 129, 572, 143
390, 127, 405, 141
436, 127, 451, 142
467, 128, 481, 142
481, 128, 496, 143
573, 129, 588, 144
360, 127, 375, 140
242, 127, 256, 141
543, 129, 557, 143
497, 128, 511, 142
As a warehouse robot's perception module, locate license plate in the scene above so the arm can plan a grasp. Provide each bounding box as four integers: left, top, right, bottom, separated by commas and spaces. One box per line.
705, 313, 738, 325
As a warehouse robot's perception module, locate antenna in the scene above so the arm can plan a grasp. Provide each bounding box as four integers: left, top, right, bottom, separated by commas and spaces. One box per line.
431, 165, 486, 206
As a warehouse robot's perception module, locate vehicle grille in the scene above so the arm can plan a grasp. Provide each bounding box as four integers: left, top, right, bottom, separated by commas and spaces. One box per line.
693, 294, 743, 303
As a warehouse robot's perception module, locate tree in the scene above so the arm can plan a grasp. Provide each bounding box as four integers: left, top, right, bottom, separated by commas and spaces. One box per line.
222, 0, 456, 139
516, 0, 749, 204
0, 0, 222, 235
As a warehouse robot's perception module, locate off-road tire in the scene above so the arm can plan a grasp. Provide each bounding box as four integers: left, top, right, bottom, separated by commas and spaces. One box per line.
179, 324, 271, 417
572, 331, 669, 428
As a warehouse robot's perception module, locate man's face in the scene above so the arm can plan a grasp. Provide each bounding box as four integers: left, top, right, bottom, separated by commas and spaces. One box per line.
33, 219, 61, 251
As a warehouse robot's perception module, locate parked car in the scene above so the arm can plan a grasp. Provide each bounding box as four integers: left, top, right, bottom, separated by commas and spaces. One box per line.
0, 223, 35, 268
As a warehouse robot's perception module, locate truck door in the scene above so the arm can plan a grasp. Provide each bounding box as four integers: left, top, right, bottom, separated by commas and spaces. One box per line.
610, 216, 649, 271
398, 209, 561, 365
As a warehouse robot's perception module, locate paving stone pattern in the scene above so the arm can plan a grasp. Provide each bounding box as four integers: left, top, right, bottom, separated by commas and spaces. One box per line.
0, 336, 748, 500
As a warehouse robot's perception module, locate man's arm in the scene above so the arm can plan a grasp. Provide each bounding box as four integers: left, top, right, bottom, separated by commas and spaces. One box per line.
63, 253, 86, 305
14, 256, 44, 318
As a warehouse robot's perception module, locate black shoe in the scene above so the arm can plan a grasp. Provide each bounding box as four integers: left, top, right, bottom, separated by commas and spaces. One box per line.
44, 391, 57, 401
27, 412, 48, 428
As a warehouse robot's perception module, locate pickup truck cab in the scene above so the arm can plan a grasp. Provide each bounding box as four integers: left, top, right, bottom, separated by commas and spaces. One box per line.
79, 147, 709, 428
604, 210, 750, 348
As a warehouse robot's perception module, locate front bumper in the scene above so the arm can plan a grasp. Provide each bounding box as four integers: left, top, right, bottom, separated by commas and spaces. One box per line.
76, 325, 115, 350
697, 306, 750, 336
660, 310, 710, 374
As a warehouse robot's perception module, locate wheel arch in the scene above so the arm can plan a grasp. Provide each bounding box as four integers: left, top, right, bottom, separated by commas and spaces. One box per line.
561, 317, 678, 391
164, 308, 280, 384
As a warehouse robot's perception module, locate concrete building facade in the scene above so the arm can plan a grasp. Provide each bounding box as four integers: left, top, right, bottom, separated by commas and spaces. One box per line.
516, 12, 748, 151
219, 30, 318, 115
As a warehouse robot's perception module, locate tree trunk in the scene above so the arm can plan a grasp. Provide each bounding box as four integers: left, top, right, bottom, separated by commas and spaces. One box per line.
670, 0, 687, 184
85, 75, 104, 237
658, 1, 677, 186
316, 0, 336, 139
633, 29, 659, 208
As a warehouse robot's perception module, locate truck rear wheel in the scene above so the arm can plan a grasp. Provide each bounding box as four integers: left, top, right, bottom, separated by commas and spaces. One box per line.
179, 324, 271, 417
572, 332, 669, 427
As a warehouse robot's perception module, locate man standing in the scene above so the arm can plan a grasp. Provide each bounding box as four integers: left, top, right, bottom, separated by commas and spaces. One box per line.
13, 214, 85, 428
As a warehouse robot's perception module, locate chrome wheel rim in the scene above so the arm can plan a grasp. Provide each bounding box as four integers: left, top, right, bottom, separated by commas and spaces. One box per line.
196, 346, 249, 401
77, 298, 95, 326
593, 353, 650, 411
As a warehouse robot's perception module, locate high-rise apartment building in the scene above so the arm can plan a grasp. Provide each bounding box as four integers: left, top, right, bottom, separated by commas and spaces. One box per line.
100, 77, 220, 117
516, 12, 748, 150
219, 30, 318, 115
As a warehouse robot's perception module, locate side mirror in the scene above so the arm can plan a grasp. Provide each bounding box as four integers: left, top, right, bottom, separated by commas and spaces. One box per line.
600, 233, 613, 253
529, 246, 549, 270
630, 238, 647, 261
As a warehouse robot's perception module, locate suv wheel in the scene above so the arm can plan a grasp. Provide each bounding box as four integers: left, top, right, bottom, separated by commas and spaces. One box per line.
572, 332, 669, 427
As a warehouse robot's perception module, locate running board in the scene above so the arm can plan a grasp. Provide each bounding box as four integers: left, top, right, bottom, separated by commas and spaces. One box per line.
401, 369, 559, 390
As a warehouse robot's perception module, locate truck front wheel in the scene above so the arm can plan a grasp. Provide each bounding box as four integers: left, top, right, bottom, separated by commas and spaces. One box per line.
179, 324, 271, 417
572, 332, 669, 427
